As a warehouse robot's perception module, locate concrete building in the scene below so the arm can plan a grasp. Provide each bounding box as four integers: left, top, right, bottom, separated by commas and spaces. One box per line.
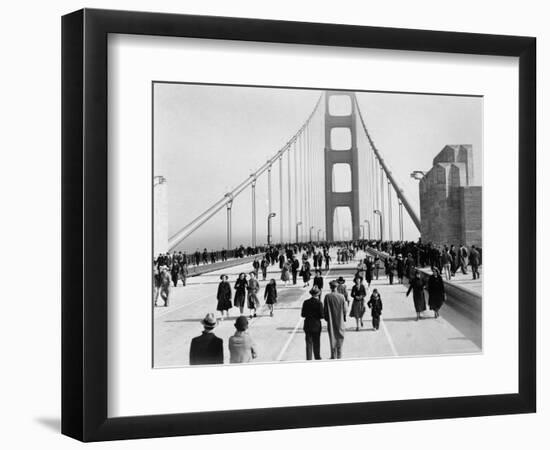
419, 145, 482, 247
154, 176, 168, 256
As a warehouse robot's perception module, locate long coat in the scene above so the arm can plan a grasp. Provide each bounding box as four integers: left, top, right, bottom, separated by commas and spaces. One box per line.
406, 277, 426, 312
264, 283, 277, 304
216, 281, 232, 311
247, 278, 261, 309
300, 261, 312, 283
234, 278, 248, 308
189, 331, 223, 365
427, 274, 445, 311
281, 262, 290, 282
301, 297, 324, 333
313, 275, 324, 290
367, 294, 383, 317
323, 292, 347, 342
336, 283, 349, 304
350, 284, 367, 318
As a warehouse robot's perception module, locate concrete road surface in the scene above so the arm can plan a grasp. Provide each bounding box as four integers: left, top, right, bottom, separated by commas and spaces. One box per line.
153, 250, 481, 367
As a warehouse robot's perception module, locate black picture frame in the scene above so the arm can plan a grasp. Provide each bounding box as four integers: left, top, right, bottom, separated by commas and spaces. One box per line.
61, 8, 536, 442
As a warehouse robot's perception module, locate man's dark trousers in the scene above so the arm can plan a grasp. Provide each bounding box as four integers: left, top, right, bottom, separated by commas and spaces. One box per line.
305, 331, 321, 360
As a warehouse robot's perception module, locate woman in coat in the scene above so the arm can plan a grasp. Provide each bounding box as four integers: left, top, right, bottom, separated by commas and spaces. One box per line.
396, 254, 405, 283
281, 261, 291, 285
406, 271, 426, 320
247, 272, 260, 318
364, 257, 374, 287
234, 273, 248, 315
216, 274, 232, 320
350, 277, 367, 330
264, 279, 278, 317
300, 260, 312, 287
427, 268, 445, 318
313, 269, 324, 292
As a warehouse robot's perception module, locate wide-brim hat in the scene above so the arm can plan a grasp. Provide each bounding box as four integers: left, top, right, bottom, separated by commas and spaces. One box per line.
337, 276, 346, 284
201, 313, 217, 329
309, 286, 321, 296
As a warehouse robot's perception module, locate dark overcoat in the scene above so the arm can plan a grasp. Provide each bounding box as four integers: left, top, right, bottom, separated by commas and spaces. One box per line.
301, 297, 324, 333
427, 274, 445, 310
216, 281, 232, 311
189, 332, 223, 365
406, 277, 426, 312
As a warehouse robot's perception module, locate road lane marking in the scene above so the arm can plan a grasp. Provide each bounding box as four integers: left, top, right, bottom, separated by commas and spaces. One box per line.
380, 317, 398, 356
154, 293, 212, 319
276, 267, 333, 361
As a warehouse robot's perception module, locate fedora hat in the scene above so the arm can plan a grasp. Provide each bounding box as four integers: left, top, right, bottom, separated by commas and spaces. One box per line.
309, 286, 321, 296
201, 313, 217, 330
337, 276, 346, 284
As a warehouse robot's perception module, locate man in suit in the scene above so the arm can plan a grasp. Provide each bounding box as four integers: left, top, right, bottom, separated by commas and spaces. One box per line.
189, 313, 223, 365
323, 281, 348, 359
301, 286, 324, 360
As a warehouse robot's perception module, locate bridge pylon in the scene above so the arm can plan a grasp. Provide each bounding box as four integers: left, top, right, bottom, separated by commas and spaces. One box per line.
324, 91, 361, 242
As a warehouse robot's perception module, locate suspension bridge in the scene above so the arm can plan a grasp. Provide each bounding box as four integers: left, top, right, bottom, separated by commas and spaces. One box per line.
153, 89, 482, 367
162, 91, 421, 254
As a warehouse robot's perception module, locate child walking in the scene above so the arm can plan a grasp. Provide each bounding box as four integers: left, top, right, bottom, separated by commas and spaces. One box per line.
367, 288, 383, 331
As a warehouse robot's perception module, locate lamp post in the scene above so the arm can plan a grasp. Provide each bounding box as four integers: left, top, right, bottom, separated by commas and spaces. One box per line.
409, 170, 425, 243
398, 200, 404, 241
364, 219, 371, 240
410, 170, 425, 181
309, 226, 315, 242
374, 210, 384, 241
296, 221, 303, 243
361, 225, 365, 239
267, 212, 277, 246
224, 193, 234, 249
317, 229, 322, 242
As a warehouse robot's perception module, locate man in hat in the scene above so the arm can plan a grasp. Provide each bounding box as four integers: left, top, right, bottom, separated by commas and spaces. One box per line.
301, 285, 324, 360
189, 313, 223, 365
228, 316, 258, 363
324, 280, 348, 359
336, 276, 349, 306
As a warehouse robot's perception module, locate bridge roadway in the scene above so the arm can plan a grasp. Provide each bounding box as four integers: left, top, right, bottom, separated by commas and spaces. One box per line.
154, 250, 481, 367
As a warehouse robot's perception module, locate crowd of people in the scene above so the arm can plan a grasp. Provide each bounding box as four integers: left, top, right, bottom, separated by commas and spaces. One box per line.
172, 237, 472, 365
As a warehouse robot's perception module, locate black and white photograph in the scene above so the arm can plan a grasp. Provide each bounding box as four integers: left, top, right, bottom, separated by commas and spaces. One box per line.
1, 0, 542, 447
153, 84, 483, 368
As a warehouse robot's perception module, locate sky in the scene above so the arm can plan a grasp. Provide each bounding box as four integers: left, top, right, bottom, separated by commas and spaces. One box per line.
153, 83, 482, 252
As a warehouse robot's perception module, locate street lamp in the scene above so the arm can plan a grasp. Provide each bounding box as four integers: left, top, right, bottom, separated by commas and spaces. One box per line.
374, 210, 384, 241
360, 224, 365, 239
317, 229, 322, 242
410, 170, 425, 181
296, 221, 303, 243
364, 219, 371, 240
309, 226, 315, 242
267, 212, 277, 245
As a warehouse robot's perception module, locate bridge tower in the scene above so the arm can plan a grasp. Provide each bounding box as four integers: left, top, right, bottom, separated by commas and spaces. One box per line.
324, 91, 361, 241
